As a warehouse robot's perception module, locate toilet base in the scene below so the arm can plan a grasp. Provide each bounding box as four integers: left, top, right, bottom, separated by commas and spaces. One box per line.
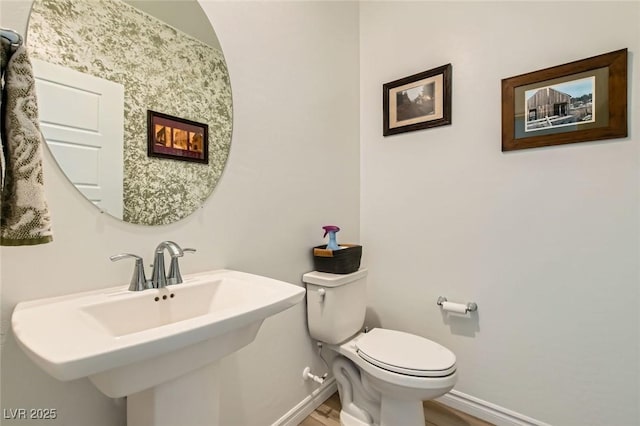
379, 396, 424, 426
330, 335, 457, 426
332, 354, 430, 426
340, 399, 425, 426
340, 410, 373, 426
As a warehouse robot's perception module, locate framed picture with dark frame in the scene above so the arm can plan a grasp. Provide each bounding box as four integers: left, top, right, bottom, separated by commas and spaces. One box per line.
501, 49, 627, 151
147, 110, 209, 164
383, 63, 452, 136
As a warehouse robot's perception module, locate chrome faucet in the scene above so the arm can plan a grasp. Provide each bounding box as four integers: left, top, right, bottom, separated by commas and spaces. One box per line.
168, 247, 196, 285
151, 241, 196, 288
111, 241, 196, 291
109, 253, 150, 291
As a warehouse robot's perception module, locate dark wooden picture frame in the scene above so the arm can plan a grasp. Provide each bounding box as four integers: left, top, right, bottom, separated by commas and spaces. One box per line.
501, 49, 627, 151
147, 110, 209, 164
383, 64, 452, 136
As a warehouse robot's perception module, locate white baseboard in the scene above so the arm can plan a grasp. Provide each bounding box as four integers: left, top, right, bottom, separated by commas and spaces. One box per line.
272, 380, 549, 426
272, 377, 338, 426
436, 390, 551, 426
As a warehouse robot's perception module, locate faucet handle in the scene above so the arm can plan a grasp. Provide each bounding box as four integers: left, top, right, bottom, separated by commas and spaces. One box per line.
110, 253, 149, 291
167, 248, 196, 285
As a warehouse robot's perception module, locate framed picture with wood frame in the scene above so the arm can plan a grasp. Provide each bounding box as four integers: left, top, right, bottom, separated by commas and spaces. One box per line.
147, 110, 209, 164
501, 49, 627, 151
383, 64, 452, 136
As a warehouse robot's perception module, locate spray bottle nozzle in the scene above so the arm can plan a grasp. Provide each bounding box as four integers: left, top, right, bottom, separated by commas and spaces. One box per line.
322, 225, 340, 250
322, 225, 340, 238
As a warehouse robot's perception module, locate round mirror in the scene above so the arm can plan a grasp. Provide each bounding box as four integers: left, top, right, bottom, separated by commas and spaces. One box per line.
26, 0, 232, 225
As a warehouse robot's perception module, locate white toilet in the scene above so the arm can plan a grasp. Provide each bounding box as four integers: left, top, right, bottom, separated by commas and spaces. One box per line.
303, 269, 457, 426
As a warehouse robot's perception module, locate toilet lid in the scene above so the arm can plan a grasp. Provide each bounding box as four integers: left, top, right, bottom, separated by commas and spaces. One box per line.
355, 328, 456, 377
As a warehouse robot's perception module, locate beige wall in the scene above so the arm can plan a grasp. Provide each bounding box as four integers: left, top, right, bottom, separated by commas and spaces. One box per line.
0, 1, 360, 424
3, 1, 640, 425
360, 2, 639, 425
124, 0, 221, 50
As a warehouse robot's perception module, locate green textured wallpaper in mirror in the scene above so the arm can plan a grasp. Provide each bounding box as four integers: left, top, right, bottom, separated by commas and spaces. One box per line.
27, 0, 232, 225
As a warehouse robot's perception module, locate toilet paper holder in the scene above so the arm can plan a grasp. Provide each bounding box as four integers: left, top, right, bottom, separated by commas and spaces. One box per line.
436, 296, 478, 313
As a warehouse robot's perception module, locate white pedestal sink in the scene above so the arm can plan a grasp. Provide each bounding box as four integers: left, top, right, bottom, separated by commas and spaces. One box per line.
12, 270, 305, 426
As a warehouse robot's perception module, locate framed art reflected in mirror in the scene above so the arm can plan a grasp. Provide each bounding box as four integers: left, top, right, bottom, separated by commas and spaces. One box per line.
148, 110, 209, 164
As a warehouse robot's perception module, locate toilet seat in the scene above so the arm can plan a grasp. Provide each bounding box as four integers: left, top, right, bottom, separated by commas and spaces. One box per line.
355, 328, 456, 378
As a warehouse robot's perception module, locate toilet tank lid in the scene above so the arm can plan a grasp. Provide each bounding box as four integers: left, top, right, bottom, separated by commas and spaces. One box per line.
302, 269, 368, 287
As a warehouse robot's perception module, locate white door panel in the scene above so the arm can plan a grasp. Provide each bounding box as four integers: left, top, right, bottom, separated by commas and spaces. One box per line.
32, 59, 124, 218
35, 79, 101, 132
46, 141, 100, 185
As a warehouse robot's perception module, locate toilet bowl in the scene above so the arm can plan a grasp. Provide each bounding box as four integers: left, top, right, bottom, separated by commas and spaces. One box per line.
303, 269, 457, 426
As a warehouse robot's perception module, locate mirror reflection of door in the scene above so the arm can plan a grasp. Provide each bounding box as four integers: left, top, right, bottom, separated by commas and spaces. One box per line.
33, 59, 125, 219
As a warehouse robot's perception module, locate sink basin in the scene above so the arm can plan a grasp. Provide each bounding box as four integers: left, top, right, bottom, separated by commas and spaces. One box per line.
81, 272, 253, 337
11, 269, 305, 400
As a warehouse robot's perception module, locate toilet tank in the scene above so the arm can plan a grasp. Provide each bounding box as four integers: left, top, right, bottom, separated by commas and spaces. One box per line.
302, 269, 367, 345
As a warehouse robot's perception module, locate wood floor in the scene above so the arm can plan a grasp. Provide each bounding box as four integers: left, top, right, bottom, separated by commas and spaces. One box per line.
299, 392, 494, 426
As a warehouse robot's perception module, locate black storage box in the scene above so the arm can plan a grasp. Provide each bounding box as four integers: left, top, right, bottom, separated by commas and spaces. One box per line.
312, 244, 362, 274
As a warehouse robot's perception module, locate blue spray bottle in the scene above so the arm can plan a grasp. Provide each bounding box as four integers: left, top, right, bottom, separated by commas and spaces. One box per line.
322, 225, 341, 251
